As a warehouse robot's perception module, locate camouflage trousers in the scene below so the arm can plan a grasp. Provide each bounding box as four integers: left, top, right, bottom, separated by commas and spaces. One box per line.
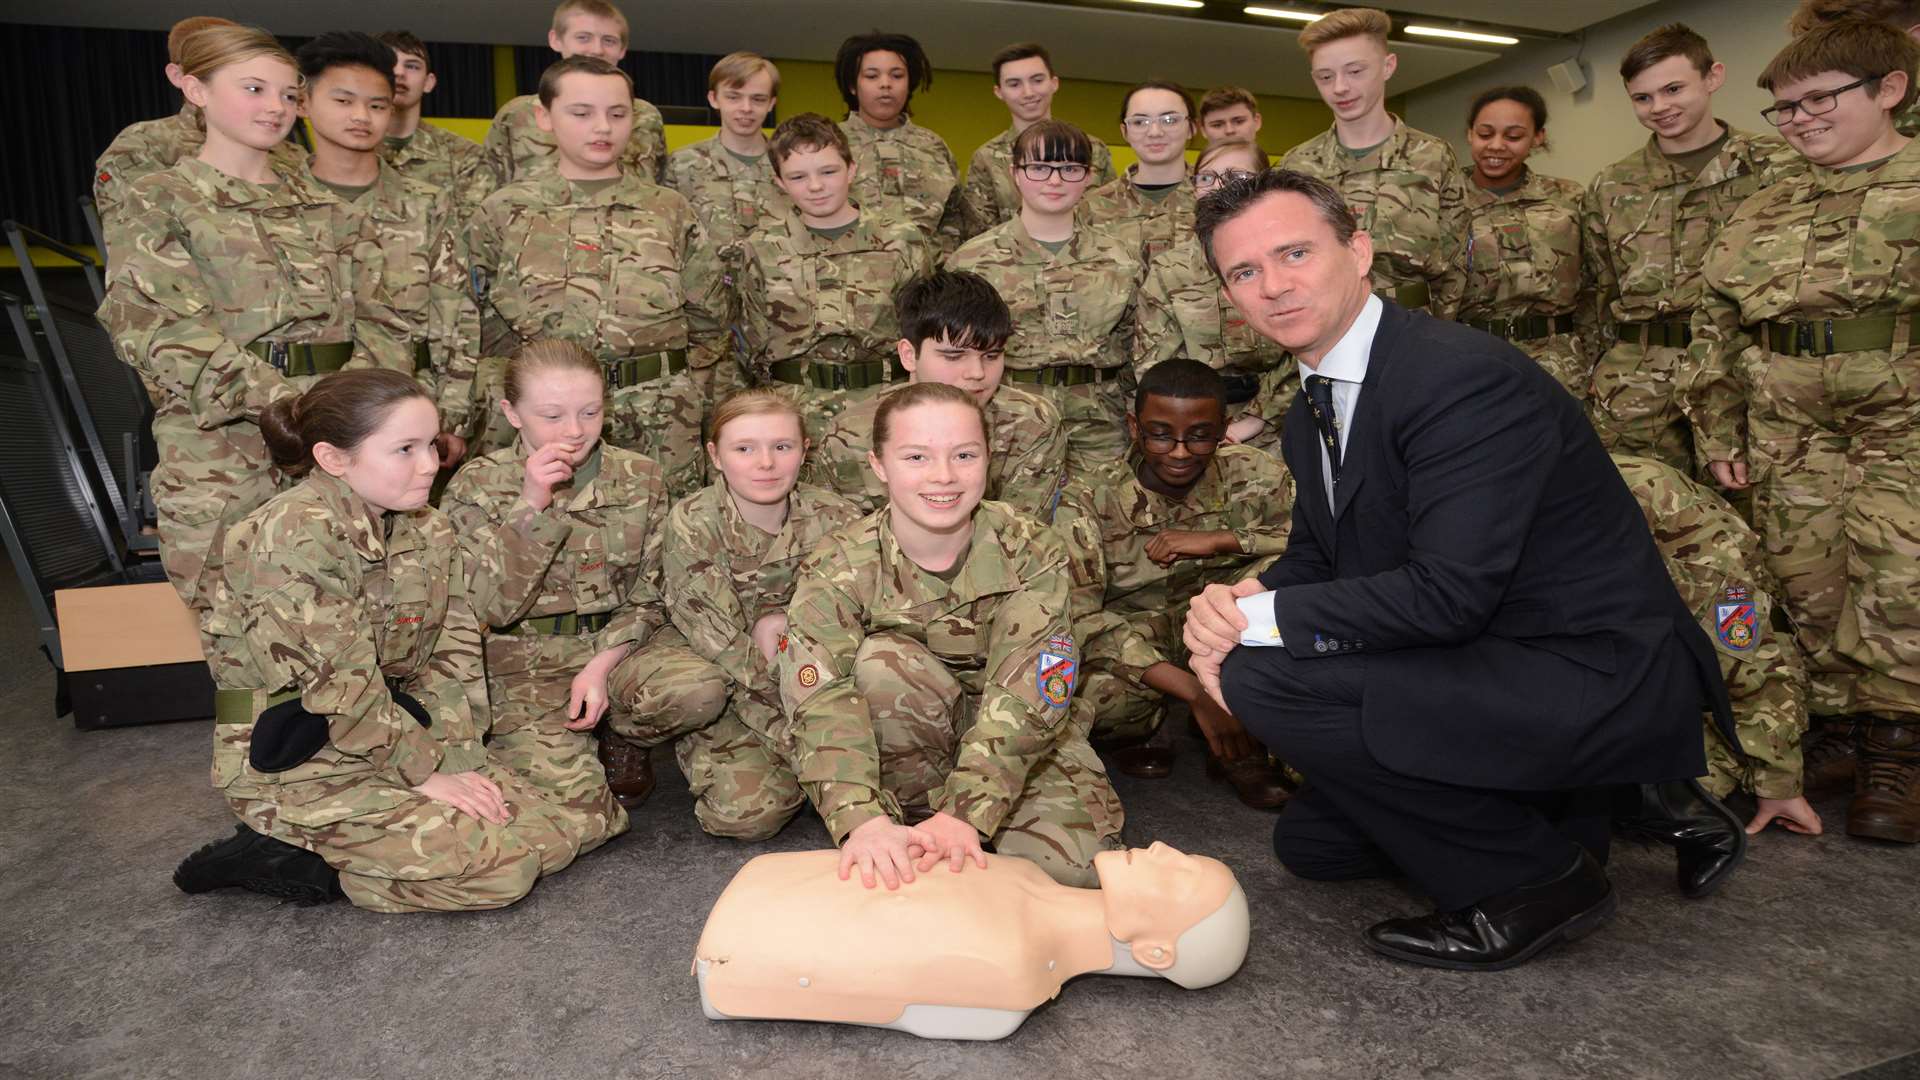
603, 627, 731, 746
1077, 667, 1166, 746
673, 686, 807, 842
1589, 341, 1694, 473
1025, 377, 1132, 478
853, 631, 1125, 888
1518, 332, 1596, 403
1694, 586, 1810, 801
1742, 345, 1920, 718
483, 633, 634, 845
471, 359, 708, 500
149, 416, 282, 649
1243, 363, 1297, 453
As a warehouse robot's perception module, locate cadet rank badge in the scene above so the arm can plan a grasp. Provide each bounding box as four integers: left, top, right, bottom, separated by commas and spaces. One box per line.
1037, 652, 1076, 707
797, 664, 819, 688
1716, 586, 1758, 653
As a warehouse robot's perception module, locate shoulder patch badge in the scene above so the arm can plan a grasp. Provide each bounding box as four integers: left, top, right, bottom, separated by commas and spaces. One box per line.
1037, 652, 1076, 708
796, 664, 819, 688
1046, 634, 1075, 656
1715, 595, 1758, 652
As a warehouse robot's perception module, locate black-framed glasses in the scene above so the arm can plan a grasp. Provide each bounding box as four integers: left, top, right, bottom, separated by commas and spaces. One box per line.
1017, 162, 1092, 182
1195, 167, 1257, 189
1124, 112, 1189, 132
1141, 432, 1221, 454
1760, 75, 1883, 126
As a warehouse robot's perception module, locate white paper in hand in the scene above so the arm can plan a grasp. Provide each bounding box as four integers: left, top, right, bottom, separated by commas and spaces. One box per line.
1236, 592, 1283, 648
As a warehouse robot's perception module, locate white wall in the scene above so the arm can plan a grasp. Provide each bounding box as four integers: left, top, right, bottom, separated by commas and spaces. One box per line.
1401, 0, 1802, 187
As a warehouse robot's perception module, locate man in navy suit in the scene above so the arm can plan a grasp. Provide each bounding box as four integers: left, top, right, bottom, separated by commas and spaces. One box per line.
1182, 170, 1743, 971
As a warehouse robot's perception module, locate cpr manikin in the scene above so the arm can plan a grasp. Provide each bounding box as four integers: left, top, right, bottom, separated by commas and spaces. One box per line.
692, 842, 1250, 1040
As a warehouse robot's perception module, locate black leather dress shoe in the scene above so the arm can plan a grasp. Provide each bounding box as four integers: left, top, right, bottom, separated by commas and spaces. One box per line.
1613, 779, 1747, 898
1365, 850, 1615, 971
173, 824, 345, 904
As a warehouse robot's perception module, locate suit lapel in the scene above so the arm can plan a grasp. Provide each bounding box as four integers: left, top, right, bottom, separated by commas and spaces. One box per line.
1330, 302, 1401, 522
1284, 394, 1337, 543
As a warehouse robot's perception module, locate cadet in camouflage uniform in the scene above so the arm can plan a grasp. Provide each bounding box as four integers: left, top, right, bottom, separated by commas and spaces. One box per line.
1281, 10, 1468, 317
1134, 141, 1293, 452
737, 114, 932, 431
780, 384, 1123, 888
182, 370, 601, 912
948, 120, 1143, 476
805, 269, 1067, 517
481, 0, 666, 187
833, 31, 966, 254
1082, 81, 1198, 268
1055, 362, 1296, 808
1786, 0, 1920, 135
449, 343, 722, 819
665, 389, 865, 839
376, 31, 496, 215
98, 27, 414, 635
665, 53, 790, 314
1682, 21, 1920, 842
1614, 454, 1819, 834
459, 57, 728, 498
959, 42, 1117, 239
1457, 87, 1600, 400
1585, 23, 1801, 472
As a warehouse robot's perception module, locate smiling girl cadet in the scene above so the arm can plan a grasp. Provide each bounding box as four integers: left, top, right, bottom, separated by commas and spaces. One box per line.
779, 382, 1124, 890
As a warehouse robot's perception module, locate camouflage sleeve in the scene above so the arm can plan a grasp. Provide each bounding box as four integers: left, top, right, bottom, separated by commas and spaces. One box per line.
236, 535, 444, 788
592, 468, 670, 655
441, 469, 570, 629
958, 145, 999, 241
682, 213, 732, 406
662, 503, 760, 688
425, 212, 477, 435
779, 546, 900, 841
1582, 181, 1620, 338
451, 207, 502, 431
92, 142, 146, 265
1703, 584, 1808, 800
934, 540, 1077, 838
933, 142, 967, 259
1427, 153, 1471, 320
1228, 454, 1296, 556
415, 545, 491, 771
480, 109, 517, 190
1679, 273, 1750, 466
735, 242, 774, 382
1092, 141, 1118, 189
1253, 364, 1297, 435
1573, 203, 1606, 370
638, 104, 668, 184
1131, 261, 1183, 379
97, 204, 295, 429
998, 409, 1068, 521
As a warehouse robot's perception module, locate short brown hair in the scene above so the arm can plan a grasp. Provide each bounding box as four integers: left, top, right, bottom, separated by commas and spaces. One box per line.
769, 112, 852, 167
1759, 18, 1920, 112
376, 30, 431, 73
1298, 8, 1392, 53
537, 55, 632, 108
1199, 86, 1260, 118
872, 381, 987, 455
168, 17, 235, 64
552, 0, 628, 44
260, 369, 432, 479
707, 387, 807, 445
991, 42, 1053, 81
1789, 0, 1920, 35
1013, 119, 1093, 166
1195, 169, 1358, 280
506, 339, 603, 405
1119, 79, 1197, 121
1620, 23, 1716, 82
710, 51, 780, 95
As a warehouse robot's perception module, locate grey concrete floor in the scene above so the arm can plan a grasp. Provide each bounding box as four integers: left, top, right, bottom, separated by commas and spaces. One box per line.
2, 646, 1918, 1078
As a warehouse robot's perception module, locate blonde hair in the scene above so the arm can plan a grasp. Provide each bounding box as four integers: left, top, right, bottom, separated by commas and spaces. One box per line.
506, 339, 604, 403
1297, 8, 1392, 53
168, 17, 235, 64
552, 0, 629, 44
177, 24, 297, 85
710, 51, 780, 95
707, 387, 807, 444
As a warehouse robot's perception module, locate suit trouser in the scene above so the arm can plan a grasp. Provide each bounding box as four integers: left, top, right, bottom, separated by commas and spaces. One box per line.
1220, 644, 1601, 911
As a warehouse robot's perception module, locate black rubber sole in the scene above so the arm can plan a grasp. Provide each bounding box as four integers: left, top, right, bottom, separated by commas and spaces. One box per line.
1364, 887, 1619, 972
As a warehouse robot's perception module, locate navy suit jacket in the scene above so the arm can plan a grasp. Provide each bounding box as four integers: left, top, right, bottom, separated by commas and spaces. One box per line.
1257, 301, 1735, 790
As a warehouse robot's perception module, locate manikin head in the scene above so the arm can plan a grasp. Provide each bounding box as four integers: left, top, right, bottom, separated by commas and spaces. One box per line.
1094, 843, 1250, 989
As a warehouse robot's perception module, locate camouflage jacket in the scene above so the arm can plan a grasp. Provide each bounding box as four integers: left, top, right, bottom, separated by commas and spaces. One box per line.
840, 115, 965, 254
481, 93, 666, 189
665, 135, 791, 270
945, 216, 1143, 372
1681, 136, 1920, 463
959, 123, 1118, 240
1460, 168, 1600, 350
1078, 166, 1198, 266
1054, 446, 1293, 687
1583, 124, 1801, 330
381, 121, 496, 219
93, 103, 306, 259
663, 481, 864, 729
203, 469, 490, 795
804, 382, 1068, 517
459, 169, 728, 384
1280, 116, 1470, 317
779, 501, 1078, 841
1614, 454, 1805, 797
1132, 233, 1294, 431
98, 158, 413, 434
443, 441, 671, 657
736, 208, 932, 378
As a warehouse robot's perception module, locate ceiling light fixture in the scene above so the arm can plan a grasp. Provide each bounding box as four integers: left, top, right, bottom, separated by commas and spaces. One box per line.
1404, 25, 1520, 45
1244, 6, 1323, 20
1126, 0, 1206, 8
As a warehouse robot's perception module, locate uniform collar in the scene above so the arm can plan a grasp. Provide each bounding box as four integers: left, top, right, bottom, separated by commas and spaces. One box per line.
1006, 213, 1090, 261
1633, 121, 1763, 187
512, 437, 613, 512
534, 167, 651, 206
876, 503, 1020, 601
175, 155, 332, 209
1123, 452, 1230, 526
306, 470, 393, 561
1810, 133, 1920, 192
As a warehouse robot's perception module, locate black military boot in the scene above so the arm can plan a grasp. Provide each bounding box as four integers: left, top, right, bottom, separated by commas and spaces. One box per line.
1612, 779, 1747, 898
173, 824, 345, 904
1803, 715, 1862, 793
1848, 718, 1920, 844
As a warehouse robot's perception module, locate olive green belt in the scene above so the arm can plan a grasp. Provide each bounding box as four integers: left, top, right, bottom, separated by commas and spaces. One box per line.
412, 339, 431, 373
245, 340, 353, 376
1005, 365, 1121, 387
1463, 313, 1575, 342
505, 611, 612, 636
1616, 319, 1693, 348
1765, 315, 1903, 357
768, 357, 903, 391
606, 349, 688, 389
213, 687, 301, 725
1378, 282, 1431, 311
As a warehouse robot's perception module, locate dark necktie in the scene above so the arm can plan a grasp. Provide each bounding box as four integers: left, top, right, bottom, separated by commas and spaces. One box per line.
1304, 374, 1342, 483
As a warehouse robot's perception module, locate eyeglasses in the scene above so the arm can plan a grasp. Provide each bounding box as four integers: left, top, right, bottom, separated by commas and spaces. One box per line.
1141, 432, 1220, 454
1195, 167, 1257, 189
1124, 112, 1190, 132
1017, 162, 1092, 182
1759, 75, 1883, 126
